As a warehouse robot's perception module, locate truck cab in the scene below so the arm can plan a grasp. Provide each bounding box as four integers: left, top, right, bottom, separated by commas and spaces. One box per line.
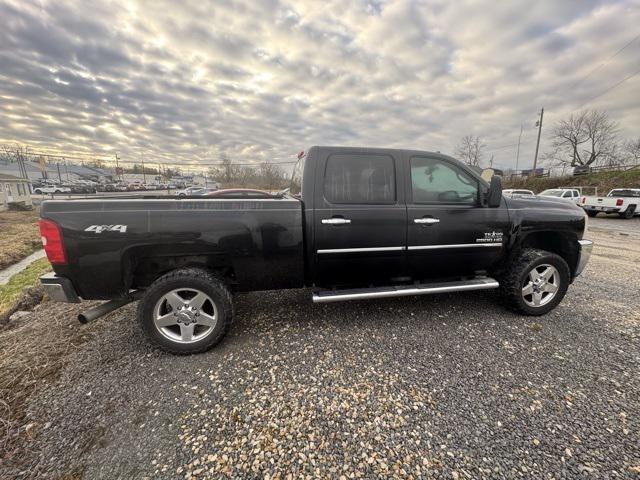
300, 147, 510, 289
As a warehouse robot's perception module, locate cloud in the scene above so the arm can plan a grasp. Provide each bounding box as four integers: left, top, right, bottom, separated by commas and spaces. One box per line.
0, 0, 639, 171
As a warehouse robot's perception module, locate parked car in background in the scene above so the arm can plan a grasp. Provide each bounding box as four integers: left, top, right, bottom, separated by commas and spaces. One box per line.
580, 188, 640, 219
539, 188, 581, 204
176, 186, 210, 196
502, 189, 534, 198
32, 184, 71, 194
207, 188, 276, 199
67, 182, 97, 194
573, 165, 591, 176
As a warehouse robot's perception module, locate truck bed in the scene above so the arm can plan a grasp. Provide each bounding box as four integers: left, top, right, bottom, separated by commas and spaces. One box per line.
41, 197, 305, 299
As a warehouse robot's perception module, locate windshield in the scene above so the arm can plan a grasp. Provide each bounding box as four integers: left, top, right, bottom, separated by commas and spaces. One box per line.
540, 189, 563, 197
607, 189, 640, 198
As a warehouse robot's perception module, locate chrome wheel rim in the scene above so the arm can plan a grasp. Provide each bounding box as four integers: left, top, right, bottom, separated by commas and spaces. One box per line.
522, 264, 560, 308
153, 288, 218, 343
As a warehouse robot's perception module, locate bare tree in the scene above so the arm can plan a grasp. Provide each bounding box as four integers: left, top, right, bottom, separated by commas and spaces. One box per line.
456, 135, 485, 168
258, 162, 286, 191
209, 158, 240, 184
208, 160, 288, 189
624, 137, 640, 165
547, 110, 619, 167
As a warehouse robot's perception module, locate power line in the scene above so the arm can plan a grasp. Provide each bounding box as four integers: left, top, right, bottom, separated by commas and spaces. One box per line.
571, 32, 640, 89
474, 35, 640, 162
576, 65, 640, 109
485, 138, 536, 152
1, 144, 297, 168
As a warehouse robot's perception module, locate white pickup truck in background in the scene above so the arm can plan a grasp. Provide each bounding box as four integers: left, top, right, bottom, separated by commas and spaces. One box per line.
580, 188, 640, 219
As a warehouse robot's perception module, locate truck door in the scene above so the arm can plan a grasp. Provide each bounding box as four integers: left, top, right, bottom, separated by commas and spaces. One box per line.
404, 153, 509, 281
313, 149, 407, 287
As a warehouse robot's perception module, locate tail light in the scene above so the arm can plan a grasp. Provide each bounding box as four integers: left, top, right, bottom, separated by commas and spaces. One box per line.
39, 219, 67, 264
616, 199, 624, 206
581, 197, 586, 204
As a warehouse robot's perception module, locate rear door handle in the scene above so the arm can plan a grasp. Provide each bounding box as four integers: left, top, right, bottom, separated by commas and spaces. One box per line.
322, 218, 351, 225
414, 217, 440, 224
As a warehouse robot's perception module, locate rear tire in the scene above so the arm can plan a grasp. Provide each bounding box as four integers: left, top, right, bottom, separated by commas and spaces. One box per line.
586, 210, 598, 218
138, 268, 233, 354
499, 248, 570, 316
619, 206, 635, 219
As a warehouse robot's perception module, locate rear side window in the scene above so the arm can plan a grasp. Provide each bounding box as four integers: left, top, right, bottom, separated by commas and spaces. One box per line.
410, 156, 478, 204
324, 154, 395, 204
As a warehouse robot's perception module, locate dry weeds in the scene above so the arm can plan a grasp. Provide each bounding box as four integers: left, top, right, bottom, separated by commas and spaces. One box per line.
0, 298, 92, 468
0, 209, 41, 271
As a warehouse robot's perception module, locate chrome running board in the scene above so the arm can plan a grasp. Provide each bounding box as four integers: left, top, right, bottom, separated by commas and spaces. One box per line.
312, 277, 499, 303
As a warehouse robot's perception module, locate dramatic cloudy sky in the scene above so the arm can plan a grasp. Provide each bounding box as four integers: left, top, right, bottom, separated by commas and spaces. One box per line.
1, 0, 639, 171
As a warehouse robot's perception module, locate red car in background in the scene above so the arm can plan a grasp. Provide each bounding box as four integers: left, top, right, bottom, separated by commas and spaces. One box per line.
206, 189, 277, 199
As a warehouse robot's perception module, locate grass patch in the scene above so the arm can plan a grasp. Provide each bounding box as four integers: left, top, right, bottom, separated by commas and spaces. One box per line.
0, 258, 51, 316
0, 209, 41, 271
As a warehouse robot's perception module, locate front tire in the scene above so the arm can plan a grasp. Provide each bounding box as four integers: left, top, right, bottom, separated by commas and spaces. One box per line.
138, 268, 233, 354
499, 248, 570, 316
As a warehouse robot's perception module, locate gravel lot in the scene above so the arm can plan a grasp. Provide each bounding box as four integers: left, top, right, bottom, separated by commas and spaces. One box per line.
3, 224, 639, 479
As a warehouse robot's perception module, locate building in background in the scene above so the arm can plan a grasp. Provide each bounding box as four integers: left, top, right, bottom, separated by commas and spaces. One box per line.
0, 157, 113, 183
0, 173, 33, 210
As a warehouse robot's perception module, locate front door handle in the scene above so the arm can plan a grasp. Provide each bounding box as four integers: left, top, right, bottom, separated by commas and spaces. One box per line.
414, 217, 440, 225
322, 218, 351, 225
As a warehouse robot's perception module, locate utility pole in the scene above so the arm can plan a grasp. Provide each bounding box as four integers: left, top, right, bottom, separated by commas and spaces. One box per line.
532, 107, 544, 174
115, 152, 122, 182
515, 124, 523, 175
141, 153, 146, 183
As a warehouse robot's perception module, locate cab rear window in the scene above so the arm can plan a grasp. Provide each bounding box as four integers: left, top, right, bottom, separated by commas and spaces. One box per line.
323, 154, 395, 204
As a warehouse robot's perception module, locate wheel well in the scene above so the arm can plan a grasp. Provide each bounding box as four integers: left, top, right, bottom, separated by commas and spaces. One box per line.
518, 231, 579, 275
125, 249, 236, 290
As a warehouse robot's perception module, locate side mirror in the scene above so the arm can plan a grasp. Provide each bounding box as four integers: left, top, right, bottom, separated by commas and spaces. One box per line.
486, 175, 502, 208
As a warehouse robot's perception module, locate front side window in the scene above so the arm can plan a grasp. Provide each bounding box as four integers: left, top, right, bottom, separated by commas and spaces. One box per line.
324, 154, 395, 204
410, 156, 478, 204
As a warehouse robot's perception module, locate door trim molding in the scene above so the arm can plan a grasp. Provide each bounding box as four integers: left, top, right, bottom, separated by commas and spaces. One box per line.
407, 243, 502, 250
317, 246, 405, 254
317, 243, 502, 254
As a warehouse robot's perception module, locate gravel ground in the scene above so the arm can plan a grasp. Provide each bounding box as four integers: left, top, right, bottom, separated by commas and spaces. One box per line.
3, 227, 639, 479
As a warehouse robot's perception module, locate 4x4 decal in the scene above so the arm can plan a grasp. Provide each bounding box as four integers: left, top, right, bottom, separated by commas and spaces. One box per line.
85, 225, 128, 233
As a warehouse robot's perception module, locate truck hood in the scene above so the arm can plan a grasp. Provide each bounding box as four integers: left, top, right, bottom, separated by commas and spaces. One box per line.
504, 194, 582, 212
503, 194, 587, 240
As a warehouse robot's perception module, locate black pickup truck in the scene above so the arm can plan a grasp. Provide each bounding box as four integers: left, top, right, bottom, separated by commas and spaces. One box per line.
39, 146, 593, 353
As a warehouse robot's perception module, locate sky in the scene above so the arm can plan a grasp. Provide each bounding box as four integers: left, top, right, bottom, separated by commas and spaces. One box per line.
1, 0, 639, 172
